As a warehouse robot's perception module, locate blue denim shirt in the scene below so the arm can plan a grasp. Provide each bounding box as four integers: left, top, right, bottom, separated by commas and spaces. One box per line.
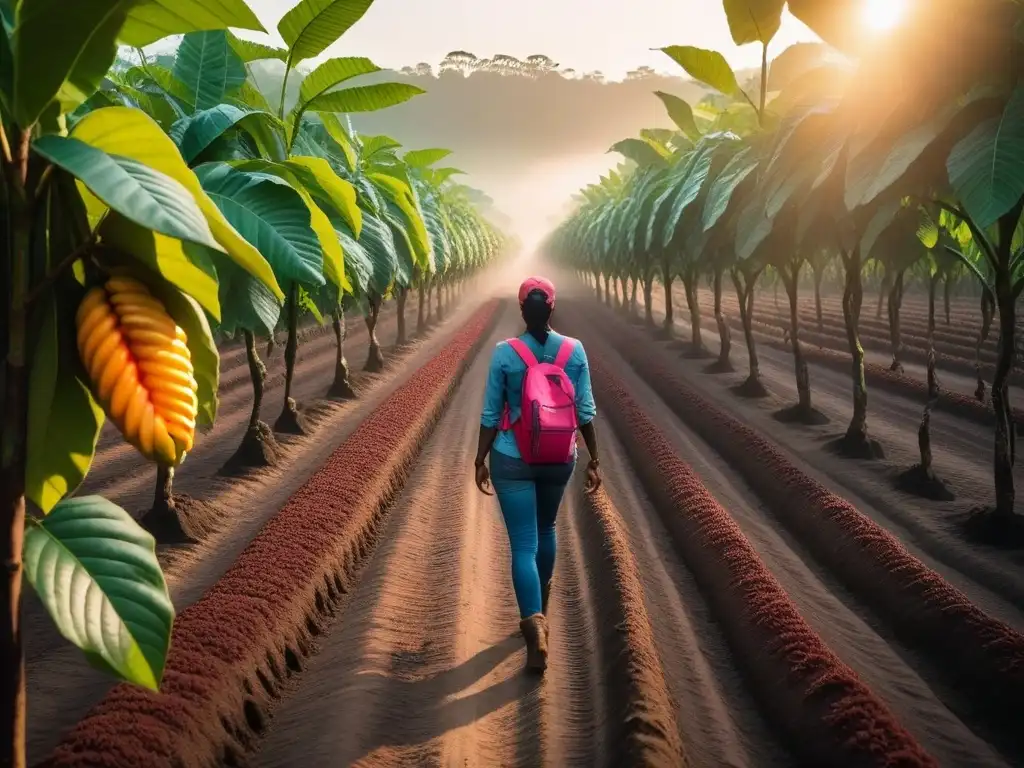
480, 330, 597, 459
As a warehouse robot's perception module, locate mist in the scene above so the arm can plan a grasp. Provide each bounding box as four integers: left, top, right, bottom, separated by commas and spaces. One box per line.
250, 61, 716, 247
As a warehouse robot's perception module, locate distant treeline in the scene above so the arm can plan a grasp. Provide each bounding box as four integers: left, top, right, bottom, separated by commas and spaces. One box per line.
248, 51, 737, 177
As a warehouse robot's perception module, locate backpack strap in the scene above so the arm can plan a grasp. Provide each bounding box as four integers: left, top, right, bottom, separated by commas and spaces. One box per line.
553, 337, 576, 369
506, 337, 539, 367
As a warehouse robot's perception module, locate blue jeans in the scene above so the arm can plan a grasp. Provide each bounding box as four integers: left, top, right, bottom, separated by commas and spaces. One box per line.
490, 450, 576, 619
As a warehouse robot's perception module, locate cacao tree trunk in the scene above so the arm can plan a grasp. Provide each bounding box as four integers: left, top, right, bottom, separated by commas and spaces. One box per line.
436, 280, 444, 322
594, 270, 603, 301
365, 298, 384, 372
681, 267, 704, 355
731, 266, 765, 394
813, 265, 824, 333
629, 277, 639, 318
944, 274, 953, 326
417, 284, 426, 333
783, 264, 812, 415
887, 270, 905, 373
275, 282, 306, 434
643, 275, 655, 327
396, 287, 408, 345
661, 262, 674, 336
714, 266, 731, 368
841, 249, 871, 451
329, 309, 355, 399
975, 292, 994, 401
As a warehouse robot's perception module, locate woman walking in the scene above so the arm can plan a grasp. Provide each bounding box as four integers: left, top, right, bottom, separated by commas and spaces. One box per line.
474, 276, 601, 673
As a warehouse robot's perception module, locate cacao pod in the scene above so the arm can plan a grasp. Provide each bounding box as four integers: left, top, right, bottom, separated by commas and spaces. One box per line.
76, 276, 198, 466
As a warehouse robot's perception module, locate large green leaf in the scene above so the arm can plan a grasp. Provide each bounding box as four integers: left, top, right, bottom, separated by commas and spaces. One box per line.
176, 104, 286, 164
722, 0, 785, 45
227, 157, 350, 291
23, 496, 174, 690
767, 43, 828, 92
786, 0, 861, 54
71, 107, 283, 301
119, 0, 264, 48
846, 88, 992, 211
303, 81, 424, 115
283, 156, 362, 236
227, 31, 286, 63
702, 146, 758, 231
609, 138, 668, 168
26, 298, 104, 514
654, 91, 701, 140
329, 212, 371, 296
368, 171, 431, 269
297, 56, 380, 108
278, 0, 374, 66
173, 30, 246, 112
33, 135, 218, 249
211, 253, 281, 336
662, 144, 718, 247
12, 0, 131, 126
947, 86, 1024, 229
357, 208, 398, 297
404, 147, 451, 168
660, 46, 741, 99
96, 218, 222, 320
197, 163, 325, 288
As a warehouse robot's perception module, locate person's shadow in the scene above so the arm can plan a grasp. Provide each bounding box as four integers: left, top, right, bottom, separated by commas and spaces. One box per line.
331, 632, 544, 765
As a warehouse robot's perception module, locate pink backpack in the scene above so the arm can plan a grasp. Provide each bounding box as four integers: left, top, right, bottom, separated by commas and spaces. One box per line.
500, 336, 579, 464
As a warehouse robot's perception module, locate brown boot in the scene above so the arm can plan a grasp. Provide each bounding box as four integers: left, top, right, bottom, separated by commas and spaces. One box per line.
541, 581, 552, 616
520, 613, 549, 673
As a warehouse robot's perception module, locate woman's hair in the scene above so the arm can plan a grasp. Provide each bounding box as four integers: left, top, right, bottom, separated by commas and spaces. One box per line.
521, 289, 552, 343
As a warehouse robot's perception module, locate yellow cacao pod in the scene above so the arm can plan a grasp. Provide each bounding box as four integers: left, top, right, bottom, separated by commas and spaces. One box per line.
76, 276, 198, 466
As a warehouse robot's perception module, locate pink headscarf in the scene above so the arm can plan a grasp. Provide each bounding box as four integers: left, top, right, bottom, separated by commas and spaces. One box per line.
518, 276, 556, 307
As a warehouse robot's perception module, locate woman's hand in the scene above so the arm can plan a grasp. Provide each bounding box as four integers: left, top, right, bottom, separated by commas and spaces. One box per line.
584, 459, 602, 493
475, 461, 493, 495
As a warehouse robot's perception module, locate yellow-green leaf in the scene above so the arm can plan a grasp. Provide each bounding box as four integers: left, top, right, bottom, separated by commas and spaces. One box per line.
285, 156, 361, 236
70, 107, 283, 301
119, 0, 264, 48
278, 0, 374, 66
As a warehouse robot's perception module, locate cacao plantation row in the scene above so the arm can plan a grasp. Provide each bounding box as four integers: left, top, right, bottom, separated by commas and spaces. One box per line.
549, 0, 1024, 536
0, 1, 506, 764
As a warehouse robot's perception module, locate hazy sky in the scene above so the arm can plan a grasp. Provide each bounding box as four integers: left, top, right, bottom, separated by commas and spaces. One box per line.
244, 0, 819, 79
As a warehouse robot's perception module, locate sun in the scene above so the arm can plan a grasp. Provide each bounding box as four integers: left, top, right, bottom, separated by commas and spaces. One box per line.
862, 0, 907, 31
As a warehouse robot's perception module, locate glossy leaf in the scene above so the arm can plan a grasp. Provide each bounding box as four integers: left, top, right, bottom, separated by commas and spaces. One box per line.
33, 134, 217, 248
297, 56, 379, 108
173, 30, 246, 112
227, 31, 286, 63
304, 81, 424, 115
12, 0, 131, 126
660, 46, 740, 98
404, 147, 451, 168
211, 254, 282, 336
97, 218, 222, 320
947, 86, 1024, 229
654, 91, 701, 140
26, 298, 104, 514
609, 138, 668, 167
722, 0, 785, 45
119, 0, 264, 48
71, 107, 283, 301
284, 156, 362, 236
278, 0, 374, 65
196, 163, 325, 288
702, 146, 758, 231
767, 43, 829, 92
23, 496, 174, 690
176, 104, 286, 164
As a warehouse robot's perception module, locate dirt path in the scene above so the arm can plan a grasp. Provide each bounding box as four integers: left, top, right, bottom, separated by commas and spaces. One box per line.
252, 312, 794, 767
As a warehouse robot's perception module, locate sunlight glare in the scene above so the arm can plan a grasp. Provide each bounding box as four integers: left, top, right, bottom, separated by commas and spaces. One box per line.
863, 0, 907, 32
